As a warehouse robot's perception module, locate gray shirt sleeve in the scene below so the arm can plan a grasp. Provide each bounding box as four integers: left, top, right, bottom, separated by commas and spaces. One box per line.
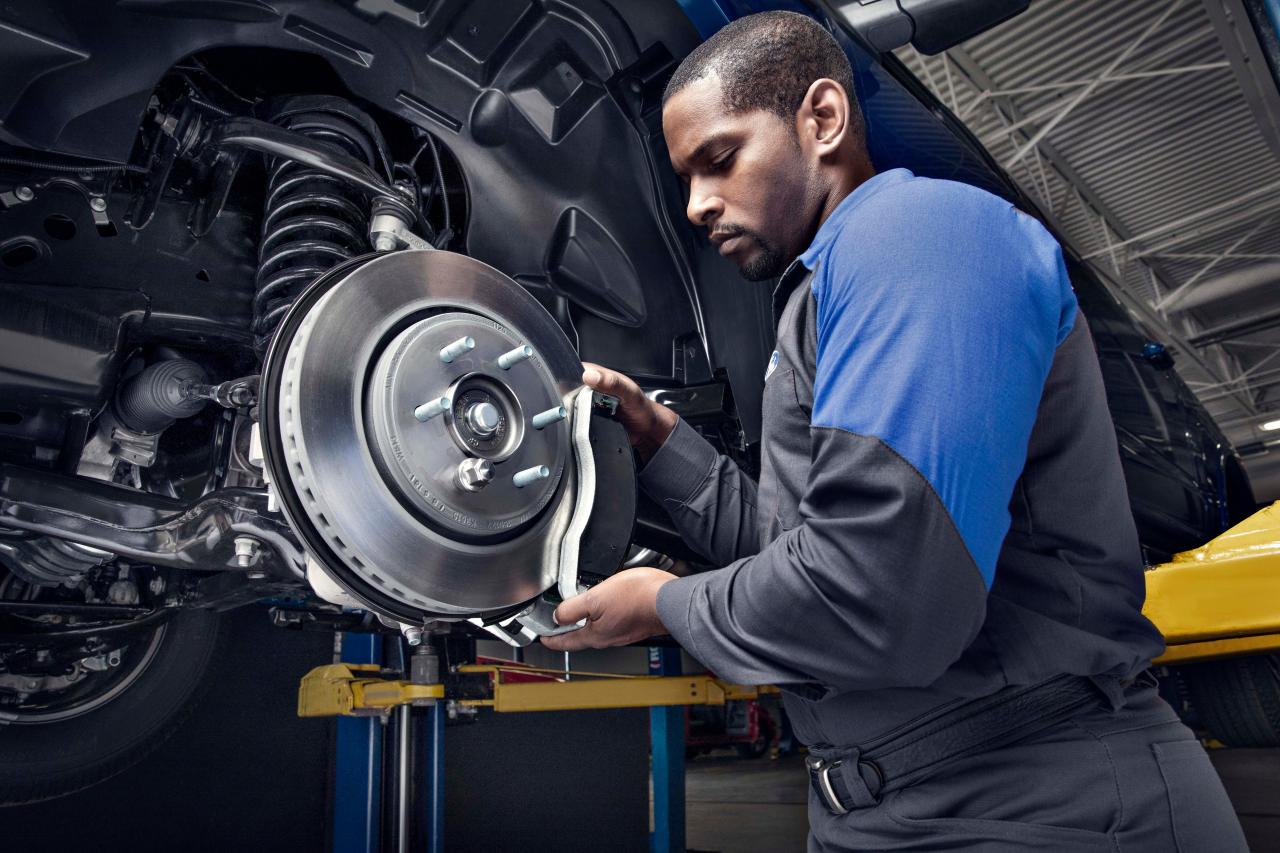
637, 417, 760, 566
653, 426, 989, 694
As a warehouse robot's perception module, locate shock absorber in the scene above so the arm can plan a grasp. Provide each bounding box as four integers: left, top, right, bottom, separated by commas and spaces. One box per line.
253, 98, 394, 356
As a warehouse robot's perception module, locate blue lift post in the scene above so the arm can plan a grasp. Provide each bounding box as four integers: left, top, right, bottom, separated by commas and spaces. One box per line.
649, 646, 686, 853
424, 698, 446, 853
334, 633, 383, 853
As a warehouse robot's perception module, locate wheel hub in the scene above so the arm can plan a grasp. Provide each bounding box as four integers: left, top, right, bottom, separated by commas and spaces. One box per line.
365, 310, 567, 539
465, 401, 500, 437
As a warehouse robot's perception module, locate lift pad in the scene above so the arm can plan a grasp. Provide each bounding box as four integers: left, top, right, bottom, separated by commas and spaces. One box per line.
298, 663, 444, 717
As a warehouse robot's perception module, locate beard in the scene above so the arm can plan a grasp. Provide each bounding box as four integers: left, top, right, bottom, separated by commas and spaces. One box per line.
715, 224, 786, 281
740, 241, 786, 281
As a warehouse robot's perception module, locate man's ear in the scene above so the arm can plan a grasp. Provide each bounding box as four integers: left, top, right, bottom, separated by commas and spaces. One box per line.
796, 78, 850, 159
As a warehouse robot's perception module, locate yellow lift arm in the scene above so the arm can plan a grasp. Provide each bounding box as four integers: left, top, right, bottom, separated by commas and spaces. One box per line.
298, 660, 774, 718
453, 664, 771, 713
299, 502, 1280, 716
1147, 501, 1280, 665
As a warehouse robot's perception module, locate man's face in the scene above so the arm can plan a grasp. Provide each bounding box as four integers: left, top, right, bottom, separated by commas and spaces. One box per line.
663, 75, 817, 281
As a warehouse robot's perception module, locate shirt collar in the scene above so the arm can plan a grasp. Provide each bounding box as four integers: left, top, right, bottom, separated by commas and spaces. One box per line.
771, 257, 812, 326
796, 167, 915, 270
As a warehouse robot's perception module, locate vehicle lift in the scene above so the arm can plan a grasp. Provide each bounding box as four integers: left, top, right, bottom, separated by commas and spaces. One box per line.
300, 501, 1280, 853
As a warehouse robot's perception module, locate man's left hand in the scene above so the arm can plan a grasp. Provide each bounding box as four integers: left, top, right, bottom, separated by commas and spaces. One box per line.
540, 568, 676, 652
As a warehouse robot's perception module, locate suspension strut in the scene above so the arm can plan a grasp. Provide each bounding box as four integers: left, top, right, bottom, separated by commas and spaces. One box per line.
253, 97, 397, 356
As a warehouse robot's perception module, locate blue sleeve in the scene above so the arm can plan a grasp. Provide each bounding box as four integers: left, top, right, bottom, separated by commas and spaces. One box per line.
810, 180, 1076, 585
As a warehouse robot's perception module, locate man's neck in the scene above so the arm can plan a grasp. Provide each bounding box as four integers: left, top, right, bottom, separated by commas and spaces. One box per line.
777, 156, 878, 275
815, 159, 878, 230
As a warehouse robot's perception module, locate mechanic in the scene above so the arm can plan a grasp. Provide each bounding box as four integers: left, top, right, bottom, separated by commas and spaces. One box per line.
542, 11, 1247, 851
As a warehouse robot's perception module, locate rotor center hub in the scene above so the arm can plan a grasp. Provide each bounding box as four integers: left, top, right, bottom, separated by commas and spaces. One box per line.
365, 311, 569, 540
466, 401, 501, 436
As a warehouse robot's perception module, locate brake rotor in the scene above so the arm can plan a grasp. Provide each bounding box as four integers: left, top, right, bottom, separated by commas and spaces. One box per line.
259, 250, 610, 622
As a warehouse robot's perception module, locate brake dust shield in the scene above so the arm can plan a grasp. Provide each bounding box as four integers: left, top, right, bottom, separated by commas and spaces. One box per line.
258, 250, 634, 634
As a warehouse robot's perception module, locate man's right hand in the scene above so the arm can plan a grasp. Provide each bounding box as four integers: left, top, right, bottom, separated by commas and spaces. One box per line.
581, 361, 677, 465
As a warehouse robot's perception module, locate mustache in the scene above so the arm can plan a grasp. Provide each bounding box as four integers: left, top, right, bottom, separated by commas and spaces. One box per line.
709, 224, 765, 243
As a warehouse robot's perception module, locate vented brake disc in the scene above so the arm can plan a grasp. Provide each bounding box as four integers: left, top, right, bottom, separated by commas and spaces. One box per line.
258, 250, 634, 637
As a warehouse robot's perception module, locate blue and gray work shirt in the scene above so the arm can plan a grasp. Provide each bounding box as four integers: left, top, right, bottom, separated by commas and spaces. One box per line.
645, 168, 1166, 748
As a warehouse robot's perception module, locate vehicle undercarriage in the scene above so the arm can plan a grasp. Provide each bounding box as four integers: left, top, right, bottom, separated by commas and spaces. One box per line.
0, 2, 741, 801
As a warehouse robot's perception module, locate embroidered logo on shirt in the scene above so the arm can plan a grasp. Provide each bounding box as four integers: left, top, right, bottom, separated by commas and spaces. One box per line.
764, 350, 780, 381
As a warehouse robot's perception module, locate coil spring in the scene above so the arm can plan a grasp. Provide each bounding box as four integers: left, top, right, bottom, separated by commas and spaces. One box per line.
253, 103, 386, 355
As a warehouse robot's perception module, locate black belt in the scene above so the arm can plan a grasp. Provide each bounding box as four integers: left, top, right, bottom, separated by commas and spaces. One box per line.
806, 670, 1158, 814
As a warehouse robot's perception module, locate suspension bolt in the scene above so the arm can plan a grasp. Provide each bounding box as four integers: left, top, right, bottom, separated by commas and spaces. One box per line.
89, 196, 107, 212
414, 396, 450, 422
497, 345, 534, 370
403, 626, 423, 646
532, 405, 567, 430
439, 336, 475, 364
14, 186, 34, 202
512, 465, 550, 488
234, 536, 260, 569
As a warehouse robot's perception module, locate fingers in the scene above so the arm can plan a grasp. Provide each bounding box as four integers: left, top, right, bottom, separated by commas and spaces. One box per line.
545, 583, 609, 651
540, 568, 672, 652
553, 590, 594, 627
542, 618, 635, 652
541, 628, 592, 652
581, 361, 642, 405
581, 361, 605, 389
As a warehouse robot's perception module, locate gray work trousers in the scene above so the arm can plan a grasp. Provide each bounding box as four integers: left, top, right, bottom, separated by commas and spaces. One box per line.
807, 685, 1249, 852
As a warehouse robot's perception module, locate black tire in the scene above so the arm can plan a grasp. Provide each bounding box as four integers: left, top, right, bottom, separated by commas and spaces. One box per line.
0, 608, 221, 805
1179, 654, 1280, 747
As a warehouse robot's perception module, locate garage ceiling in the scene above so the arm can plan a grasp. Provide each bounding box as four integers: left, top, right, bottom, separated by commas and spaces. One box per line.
894, 0, 1280, 498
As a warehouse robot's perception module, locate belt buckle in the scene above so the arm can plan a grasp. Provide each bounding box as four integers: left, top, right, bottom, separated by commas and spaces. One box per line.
805, 755, 850, 815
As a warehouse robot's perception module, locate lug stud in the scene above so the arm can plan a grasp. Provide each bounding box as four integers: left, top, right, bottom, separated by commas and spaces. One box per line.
512, 465, 550, 488
414, 396, 450, 421
498, 345, 534, 370
439, 336, 475, 364
532, 405, 567, 430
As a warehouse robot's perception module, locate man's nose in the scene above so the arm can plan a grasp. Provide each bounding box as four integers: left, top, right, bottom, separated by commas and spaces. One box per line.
686, 182, 724, 227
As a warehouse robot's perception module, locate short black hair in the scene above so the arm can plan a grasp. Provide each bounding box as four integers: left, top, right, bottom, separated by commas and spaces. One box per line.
663, 11, 862, 139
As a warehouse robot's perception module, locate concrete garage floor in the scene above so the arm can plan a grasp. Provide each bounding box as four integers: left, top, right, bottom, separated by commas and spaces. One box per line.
1214, 749, 1280, 852
685, 754, 809, 853
684, 750, 1280, 853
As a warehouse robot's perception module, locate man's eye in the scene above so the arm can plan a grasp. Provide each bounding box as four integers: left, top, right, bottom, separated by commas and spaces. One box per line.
709, 151, 734, 173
